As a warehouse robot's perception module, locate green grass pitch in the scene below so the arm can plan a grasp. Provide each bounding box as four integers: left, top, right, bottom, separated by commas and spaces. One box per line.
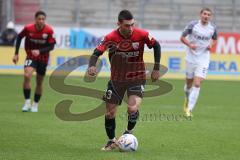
0, 75, 239, 160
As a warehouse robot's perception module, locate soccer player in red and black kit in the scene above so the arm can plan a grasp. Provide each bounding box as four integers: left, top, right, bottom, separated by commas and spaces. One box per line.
12, 11, 55, 112
87, 10, 161, 150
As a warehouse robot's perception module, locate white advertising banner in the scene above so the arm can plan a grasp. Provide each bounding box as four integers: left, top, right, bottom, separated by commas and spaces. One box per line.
15, 25, 185, 51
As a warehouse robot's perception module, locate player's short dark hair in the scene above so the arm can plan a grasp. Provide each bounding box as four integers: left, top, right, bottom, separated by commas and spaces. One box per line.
118, 10, 133, 22
35, 10, 47, 18
200, 7, 212, 13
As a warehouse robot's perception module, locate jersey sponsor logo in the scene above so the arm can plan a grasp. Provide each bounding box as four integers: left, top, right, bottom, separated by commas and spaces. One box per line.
115, 51, 139, 57
30, 38, 47, 44
132, 42, 139, 50
193, 34, 211, 41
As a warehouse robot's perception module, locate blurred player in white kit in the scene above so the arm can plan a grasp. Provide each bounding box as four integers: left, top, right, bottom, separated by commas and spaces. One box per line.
180, 7, 218, 117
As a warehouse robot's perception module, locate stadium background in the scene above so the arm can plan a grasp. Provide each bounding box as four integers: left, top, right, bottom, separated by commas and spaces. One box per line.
0, 1, 240, 160
0, 0, 240, 80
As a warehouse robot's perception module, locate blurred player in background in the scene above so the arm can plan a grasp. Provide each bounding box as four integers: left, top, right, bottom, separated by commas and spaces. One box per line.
180, 8, 217, 117
12, 11, 55, 112
87, 9, 161, 150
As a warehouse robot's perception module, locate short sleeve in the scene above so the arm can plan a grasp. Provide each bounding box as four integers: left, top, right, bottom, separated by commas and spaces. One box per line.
47, 29, 56, 44
96, 36, 112, 52
182, 20, 198, 37
212, 26, 218, 40
145, 32, 156, 49
18, 26, 27, 38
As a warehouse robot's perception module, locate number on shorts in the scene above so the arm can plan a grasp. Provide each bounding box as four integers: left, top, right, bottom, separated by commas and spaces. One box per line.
25, 60, 32, 66
202, 68, 207, 74
105, 90, 112, 99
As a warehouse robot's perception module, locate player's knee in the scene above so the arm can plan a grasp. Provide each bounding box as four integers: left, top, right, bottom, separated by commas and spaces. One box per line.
24, 72, 32, 79
128, 100, 140, 113
105, 103, 117, 119
186, 81, 193, 88
106, 112, 115, 119
194, 83, 201, 88
106, 109, 116, 119
36, 80, 43, 86
128, 105, 138, 114
128, 110, 139, 123
187, 83, 192, 89
194, 81, 202, 88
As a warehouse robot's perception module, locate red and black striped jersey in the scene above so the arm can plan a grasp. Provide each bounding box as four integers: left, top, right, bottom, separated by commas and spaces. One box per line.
18, 23, 55, 64
96, 27, 156, 82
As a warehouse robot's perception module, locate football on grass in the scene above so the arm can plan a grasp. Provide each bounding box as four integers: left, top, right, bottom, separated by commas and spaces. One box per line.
117, 134, 138, 152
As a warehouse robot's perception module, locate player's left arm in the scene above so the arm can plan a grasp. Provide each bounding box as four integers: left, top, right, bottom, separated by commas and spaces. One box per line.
152, 41, 161, 70
40, 29, 56, 54
151, 41, 161, 81
207, 39, 217, 51
207, 27, 218, 50
39, 43, 55, 54
32, 43, 55, 56
145, 33, 161, 81
32, 29, 56, 56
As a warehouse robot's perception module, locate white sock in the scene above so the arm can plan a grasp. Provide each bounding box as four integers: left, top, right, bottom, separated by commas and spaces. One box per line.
184, 84, 191, 99
188, 86, 200, 111
32, 102, 38, 107
110, 137, 116, 142
25, 99, 31, 104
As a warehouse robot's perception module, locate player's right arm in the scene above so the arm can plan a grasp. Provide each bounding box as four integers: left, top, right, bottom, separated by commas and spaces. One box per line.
87, 36, 110, 76
180, 37, 197, 50
88, 49, 103, 76
12, 26, 27, 64
180, 21, 197, 50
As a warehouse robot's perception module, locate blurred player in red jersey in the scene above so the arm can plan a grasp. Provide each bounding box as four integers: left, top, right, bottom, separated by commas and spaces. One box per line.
87, 10, 161, 150
12, 11, 55, 112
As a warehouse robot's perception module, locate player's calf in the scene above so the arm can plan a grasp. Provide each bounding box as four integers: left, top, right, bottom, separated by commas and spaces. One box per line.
125, 110, 139, 134
103, 116, 118, 151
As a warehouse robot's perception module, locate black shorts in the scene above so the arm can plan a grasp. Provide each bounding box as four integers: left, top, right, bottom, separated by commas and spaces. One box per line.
24, 59, 48, 76
103, 80, 145, 105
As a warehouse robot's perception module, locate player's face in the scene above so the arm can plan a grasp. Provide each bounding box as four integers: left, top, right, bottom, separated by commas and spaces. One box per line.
35, 15, 46, 29
200, 10, 212, 24
118, 19, 134, 37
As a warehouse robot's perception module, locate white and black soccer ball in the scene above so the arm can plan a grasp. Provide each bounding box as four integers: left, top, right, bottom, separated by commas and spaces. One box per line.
117, 134, 138, 152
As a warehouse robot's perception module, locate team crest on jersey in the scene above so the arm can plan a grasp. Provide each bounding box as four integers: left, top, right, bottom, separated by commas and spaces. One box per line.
148, 34, 153, 40
42, 33, 48, 39
132, 42, 139, 50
